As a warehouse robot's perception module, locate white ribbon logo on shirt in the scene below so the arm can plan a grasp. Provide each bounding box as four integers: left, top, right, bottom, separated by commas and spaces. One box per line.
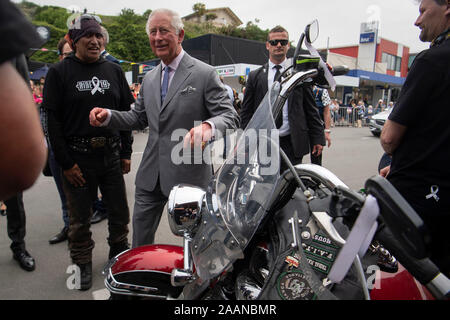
76, 77, 110, 94
425, 185, 440, 202
91, 77, 104, 95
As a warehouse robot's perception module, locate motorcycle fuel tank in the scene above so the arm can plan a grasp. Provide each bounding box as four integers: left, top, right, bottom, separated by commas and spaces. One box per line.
104, 244, 184, 299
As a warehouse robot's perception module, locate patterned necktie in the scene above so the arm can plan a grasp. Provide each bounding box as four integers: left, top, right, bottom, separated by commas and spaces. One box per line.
161, 66, 171, 104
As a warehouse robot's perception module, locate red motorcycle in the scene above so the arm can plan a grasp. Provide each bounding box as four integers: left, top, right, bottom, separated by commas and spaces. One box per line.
103, 20, 449, 301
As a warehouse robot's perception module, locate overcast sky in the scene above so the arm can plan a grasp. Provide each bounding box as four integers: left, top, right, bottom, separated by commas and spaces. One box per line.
13, 0, 429, 53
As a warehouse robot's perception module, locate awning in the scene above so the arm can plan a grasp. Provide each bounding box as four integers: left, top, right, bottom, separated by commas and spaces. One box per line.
334, 75, 360, 87
347, 69, 406, 86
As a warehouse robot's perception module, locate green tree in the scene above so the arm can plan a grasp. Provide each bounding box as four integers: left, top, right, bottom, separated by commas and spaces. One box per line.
34, 6, 70, 29
193, 3, 206, 21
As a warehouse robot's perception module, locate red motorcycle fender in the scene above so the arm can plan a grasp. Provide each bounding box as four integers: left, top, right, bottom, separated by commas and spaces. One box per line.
111, 244, 184, 274
370, 264, 435, 300
105, 244, 185, 299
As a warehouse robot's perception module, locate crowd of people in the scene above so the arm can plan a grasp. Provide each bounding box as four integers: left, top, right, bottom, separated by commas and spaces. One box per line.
326, 97, 395, 128
1, 0, 448, 297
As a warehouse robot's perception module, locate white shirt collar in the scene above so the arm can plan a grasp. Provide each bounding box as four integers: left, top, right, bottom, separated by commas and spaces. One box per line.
268, 58, 287, 70
161, 49, 185, 72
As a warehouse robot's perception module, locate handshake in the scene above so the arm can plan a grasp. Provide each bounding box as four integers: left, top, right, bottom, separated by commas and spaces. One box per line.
88, 107, 212, 149
89, 107, 109, 127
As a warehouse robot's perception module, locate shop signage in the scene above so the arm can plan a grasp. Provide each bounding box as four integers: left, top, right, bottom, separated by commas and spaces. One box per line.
216, 66, 235, 76
360, 32, 375, 44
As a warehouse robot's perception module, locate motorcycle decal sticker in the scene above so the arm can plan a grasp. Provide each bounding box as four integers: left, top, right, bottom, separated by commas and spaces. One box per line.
285, 255, 300, 269
303, 231, 341, 275
302, 243, 336, 263
277, 270, 317, 300
305, 257, 331, 274
312, 233, 339, 249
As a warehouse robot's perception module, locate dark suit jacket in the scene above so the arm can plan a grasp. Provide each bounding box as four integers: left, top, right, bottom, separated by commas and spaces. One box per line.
240, 63, 325, 158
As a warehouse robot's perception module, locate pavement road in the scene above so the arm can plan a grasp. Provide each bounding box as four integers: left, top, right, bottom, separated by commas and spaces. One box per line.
0, 126, 385, 300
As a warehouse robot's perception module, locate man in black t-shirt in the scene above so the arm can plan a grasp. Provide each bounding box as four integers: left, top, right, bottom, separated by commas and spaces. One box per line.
43, 15, 134, 290
380, 0, 450, 275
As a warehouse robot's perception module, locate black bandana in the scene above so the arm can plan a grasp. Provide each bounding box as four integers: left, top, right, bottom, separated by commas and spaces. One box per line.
68, 18, 102, 44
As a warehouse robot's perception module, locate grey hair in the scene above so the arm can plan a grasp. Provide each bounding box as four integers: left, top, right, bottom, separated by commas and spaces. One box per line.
100, 26, 109, 45
145, 8, 184, 36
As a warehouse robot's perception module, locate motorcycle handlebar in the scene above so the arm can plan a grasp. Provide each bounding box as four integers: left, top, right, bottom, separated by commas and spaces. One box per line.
331, 65, 349, 76
375, 225, 440, 285
313, 65, 348, 87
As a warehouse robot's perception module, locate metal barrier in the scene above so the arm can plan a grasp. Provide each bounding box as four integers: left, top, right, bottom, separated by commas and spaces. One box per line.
332, 107, 373, 128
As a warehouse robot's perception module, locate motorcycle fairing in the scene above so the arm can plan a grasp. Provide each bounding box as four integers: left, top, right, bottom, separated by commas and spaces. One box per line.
190, 88, 280, 281
257, 189, 367, 300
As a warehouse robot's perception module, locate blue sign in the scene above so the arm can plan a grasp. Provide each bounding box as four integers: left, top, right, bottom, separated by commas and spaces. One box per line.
360, 32, 375, 44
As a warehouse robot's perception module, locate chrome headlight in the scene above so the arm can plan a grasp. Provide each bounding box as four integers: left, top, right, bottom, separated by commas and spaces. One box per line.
168, 185, 205, 236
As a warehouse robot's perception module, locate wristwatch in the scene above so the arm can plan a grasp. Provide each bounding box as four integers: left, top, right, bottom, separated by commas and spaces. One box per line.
324, 129, 331, 133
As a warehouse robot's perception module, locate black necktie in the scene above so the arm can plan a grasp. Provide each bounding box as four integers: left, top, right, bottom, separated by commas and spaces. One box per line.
273, 65, 282, 83
273, 65, 283, 128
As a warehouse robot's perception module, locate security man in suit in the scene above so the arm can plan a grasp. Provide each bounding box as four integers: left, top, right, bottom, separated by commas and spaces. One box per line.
90, 8, 239, 247
240, 25, 325, 172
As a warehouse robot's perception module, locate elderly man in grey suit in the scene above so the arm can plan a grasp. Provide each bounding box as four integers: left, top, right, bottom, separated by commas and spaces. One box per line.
90, 8, 239, 247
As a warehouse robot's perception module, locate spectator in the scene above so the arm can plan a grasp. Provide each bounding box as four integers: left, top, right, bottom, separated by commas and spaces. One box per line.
356, 100, 366, 128
232, 88, 241, 115
43, 14, 134, 290
329, 99, 339, 127
100, 26, 121, 65
89, 8, 239, 247
0, 1, 45, 271
4, 54, 40, 272
375, 99, 385, 114
0, 0, 46, 200
366, 105, 374, 125
44, 37, 73, 245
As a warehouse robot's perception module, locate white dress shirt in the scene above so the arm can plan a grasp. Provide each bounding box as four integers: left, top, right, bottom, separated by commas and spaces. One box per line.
268, 59, 290, 136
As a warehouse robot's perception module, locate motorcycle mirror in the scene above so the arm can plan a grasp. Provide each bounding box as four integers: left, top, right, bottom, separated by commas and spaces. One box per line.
167, 184, 205, 237
305, 20, 319, 44
292, 20, 319, 68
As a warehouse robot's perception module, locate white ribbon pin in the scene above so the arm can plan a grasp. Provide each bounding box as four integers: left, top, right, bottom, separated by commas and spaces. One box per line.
425, 185, 440, 202
91, 77, 104, 95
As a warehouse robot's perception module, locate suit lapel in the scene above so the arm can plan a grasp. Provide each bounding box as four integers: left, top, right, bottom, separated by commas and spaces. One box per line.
160, 54, 193, 113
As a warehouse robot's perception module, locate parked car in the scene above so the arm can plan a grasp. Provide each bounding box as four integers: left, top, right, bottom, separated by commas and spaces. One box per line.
369, 108, 392, 137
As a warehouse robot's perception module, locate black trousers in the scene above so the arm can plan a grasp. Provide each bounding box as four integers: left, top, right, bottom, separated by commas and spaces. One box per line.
389, 180, 450, 276
63, 147, 130, 265
279, 135, 303, 174
4, 192, 27, 254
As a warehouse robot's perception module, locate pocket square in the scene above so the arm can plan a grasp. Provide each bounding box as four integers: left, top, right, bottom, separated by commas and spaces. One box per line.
180, 86, 197, 95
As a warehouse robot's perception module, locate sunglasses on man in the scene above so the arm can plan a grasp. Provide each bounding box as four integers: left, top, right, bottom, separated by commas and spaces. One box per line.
268, 39, 289, 46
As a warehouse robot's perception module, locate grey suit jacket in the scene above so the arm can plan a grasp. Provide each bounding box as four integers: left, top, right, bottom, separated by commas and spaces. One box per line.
108, 53, 239, 196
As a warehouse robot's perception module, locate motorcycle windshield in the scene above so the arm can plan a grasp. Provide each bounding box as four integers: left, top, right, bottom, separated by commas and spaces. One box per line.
191, 85, 280, 280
